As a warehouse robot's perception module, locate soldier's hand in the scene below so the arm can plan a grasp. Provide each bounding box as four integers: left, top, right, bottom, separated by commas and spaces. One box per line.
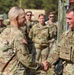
42, 61, 51, 71
22, 39, 28, 44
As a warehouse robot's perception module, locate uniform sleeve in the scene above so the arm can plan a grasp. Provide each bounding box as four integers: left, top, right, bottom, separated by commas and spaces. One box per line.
47, 48, 59, 65
14, 36, 44, 70
47, 33, 64, 65
49, 25, 57, 39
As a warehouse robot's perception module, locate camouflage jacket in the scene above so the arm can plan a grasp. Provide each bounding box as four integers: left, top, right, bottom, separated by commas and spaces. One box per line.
49, 24, 57, 40
0, 24, 6, 33
29, 23, 50, 48
0, 25, 43, 75
45, 21, 57, 42
47, 29, 74, 65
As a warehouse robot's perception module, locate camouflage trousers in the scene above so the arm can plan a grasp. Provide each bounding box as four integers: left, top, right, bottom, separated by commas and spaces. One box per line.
35, 47, 49, 62
47, 41, 57, 75
32, 46, 49, 75
49, 40, 57, 52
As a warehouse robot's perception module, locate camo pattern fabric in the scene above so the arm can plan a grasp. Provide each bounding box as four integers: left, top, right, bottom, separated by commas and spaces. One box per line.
29, 23, 50, 62
46, 24, 57, 75
0, 25, 43, 75
0, 24, 6, 33
29, 23, 50, 75
58, 29, 74, 75
47, 29, 74, 75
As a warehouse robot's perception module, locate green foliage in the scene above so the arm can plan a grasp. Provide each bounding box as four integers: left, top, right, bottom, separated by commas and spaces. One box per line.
0, 0, 58, 17
0, 0, 18, 14
42, 0, 58, 16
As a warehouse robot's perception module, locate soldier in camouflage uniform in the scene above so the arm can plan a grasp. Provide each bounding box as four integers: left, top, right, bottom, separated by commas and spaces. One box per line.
25, 11, 38, 53
45, 11, 57, 55
0, 15, 6, 33
45, 12, 57, 75
45, 11, 58, 25
29, 14, 50, 75
47, 7, 74, 75
0, 6, 50, 75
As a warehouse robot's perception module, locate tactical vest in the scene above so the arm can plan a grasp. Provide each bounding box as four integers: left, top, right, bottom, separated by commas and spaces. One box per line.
59, 30, 74, 63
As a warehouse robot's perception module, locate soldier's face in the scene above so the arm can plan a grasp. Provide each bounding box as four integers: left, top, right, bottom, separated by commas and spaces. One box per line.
17, 11, 25, 26
48, 14, 54, 21
66, 11, 74, 29
25, 13, 32, 21
38, 16, 45, 25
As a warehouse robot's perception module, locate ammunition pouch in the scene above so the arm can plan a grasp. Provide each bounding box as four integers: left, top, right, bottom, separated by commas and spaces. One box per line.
54, 59, 63, 75
59, 46, 74, 63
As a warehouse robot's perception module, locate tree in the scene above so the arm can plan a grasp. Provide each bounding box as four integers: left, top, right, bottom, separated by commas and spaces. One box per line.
0, 0, 18, 14
0, 0, 58, 18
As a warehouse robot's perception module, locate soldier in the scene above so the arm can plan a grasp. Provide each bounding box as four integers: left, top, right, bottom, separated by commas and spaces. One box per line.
0, 15, 6, 33
45, 11, 57, 25
45, 12, 57, 75
0, 6, 50, 75
29, 14, 50, 75
47, 7, 74, 75
45, 11, 57, 52
25, 11, 38, 53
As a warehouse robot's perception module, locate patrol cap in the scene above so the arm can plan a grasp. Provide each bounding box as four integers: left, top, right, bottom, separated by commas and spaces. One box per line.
0, 15, 4, 20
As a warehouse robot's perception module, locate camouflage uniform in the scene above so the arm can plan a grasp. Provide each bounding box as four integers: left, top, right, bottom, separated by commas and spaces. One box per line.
20, 24, 32, 75
47, 28, 74, 75
29, 23, 50, 75
48, 24, 57, 51
0, 24, 6, 33
45, 21, 57, 75
25, 20, 38, 54
0, 25, 44, 75
3, 20, 10, 26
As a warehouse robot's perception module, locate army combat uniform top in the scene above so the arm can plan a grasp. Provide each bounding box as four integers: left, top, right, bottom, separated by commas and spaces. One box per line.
0, 25, 44, 75
0, 24, 6, 33
45, 21, 57, 75
29, 23, 50, 75
29, 23, 50, 62
47, 29, 74, 75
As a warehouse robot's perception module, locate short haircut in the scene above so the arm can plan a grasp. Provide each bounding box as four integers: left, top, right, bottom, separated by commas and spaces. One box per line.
66, 7, 74, 14
49, 11, 55, 15
38, 14, 45, 18
25, 11, 32, 15
8, 6, 24, 20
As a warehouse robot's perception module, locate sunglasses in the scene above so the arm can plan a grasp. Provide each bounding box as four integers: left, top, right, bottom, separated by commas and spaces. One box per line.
26, 14, 32, 16
49, 16, 54, 18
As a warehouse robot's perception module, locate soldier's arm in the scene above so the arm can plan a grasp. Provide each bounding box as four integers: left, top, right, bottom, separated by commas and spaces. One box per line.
14, 37, 44, 70
49, 25, 57, 39
47, 35, 64, 66
47, 50, 59, 65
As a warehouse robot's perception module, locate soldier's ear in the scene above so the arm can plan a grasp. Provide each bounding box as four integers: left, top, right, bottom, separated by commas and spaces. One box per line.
16, 16, 19, 21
